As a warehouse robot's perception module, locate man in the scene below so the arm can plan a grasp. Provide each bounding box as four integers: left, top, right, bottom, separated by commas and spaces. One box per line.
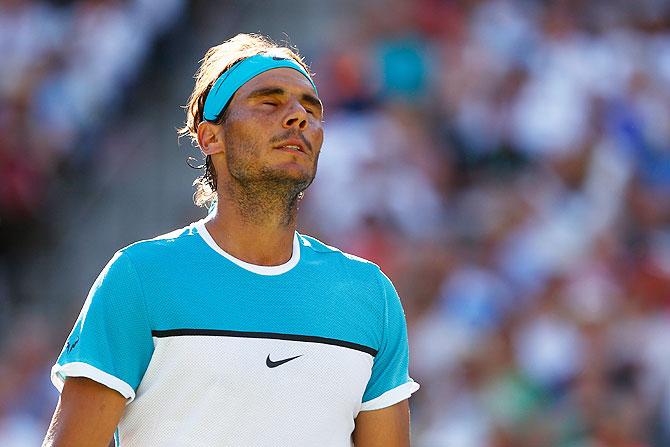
43, 33, 419, 447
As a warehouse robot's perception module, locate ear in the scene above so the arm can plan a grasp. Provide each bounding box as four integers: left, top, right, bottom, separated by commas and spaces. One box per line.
197, 121, 225, 156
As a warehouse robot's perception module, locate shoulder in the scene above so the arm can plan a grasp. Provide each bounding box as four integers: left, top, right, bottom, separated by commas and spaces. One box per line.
299, 233, 376, 265
298, 233, 387, 283
116, 222, 202, 265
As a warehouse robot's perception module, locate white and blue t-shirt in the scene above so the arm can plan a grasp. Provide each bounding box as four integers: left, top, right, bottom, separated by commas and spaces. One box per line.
51, 219, 419, 446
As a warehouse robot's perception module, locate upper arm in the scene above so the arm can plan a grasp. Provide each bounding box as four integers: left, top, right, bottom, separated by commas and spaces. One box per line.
352, 399, 411, 447
46, 250, 153, 446
43, 377, 127, 447
361, 270, 419, 410
52, 250, 154, 400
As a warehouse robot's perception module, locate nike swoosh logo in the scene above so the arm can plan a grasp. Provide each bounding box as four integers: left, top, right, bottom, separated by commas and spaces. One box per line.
266, 354, 302, 368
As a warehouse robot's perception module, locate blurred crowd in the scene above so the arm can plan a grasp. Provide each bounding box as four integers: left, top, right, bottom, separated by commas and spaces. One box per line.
0, 0, 183, 444
304, 0, 670, 445
0, 0, 183, 312
2, 0, 670, 445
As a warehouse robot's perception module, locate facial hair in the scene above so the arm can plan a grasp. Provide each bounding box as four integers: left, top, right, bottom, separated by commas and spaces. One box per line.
223, 128, 318, 227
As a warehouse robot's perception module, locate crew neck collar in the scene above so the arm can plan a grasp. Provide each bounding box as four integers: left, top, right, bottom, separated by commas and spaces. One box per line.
194, 220, 300, 276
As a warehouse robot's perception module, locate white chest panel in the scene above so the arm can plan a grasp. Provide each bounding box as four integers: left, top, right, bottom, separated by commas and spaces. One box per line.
118, 335, 374, 447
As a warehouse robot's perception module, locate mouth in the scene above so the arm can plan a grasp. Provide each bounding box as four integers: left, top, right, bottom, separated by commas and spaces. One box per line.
274, 139, 308, 155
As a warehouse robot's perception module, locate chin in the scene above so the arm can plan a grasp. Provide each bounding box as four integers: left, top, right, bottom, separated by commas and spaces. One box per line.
270, 162, 316, 183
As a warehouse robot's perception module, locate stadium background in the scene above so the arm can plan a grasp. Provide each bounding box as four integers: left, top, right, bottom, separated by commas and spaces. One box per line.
2, 0, 670, 445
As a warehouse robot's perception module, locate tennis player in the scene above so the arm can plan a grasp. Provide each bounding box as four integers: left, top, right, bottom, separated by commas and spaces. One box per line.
43, 33, 419, 447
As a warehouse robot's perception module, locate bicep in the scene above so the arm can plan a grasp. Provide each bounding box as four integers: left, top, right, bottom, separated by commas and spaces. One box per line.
352, 399, 411, 447
43, 377, 127, 447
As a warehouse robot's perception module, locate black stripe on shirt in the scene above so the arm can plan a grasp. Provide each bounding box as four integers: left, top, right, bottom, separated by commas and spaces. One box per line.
151, 328, 378, 356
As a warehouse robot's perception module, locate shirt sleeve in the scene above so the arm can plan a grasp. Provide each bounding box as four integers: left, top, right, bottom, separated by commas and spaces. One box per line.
51, 249, 154, 402
360, 270, 420, 411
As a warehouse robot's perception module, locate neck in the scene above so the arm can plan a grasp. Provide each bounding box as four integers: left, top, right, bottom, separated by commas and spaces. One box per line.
225, 176, 301, 227
204, 180, 301, 267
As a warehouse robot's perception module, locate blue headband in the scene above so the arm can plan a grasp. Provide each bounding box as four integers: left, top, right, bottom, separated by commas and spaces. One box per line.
203, 53, 317, 121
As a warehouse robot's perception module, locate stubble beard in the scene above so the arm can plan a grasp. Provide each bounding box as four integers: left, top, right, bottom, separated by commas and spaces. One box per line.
224, 139, 318, 227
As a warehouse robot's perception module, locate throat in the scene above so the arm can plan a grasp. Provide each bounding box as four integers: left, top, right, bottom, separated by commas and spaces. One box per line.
225, 177, 302, 227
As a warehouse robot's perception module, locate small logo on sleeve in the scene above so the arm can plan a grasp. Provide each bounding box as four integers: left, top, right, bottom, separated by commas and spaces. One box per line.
65, 338, 79, 353
266, 354, 302, 368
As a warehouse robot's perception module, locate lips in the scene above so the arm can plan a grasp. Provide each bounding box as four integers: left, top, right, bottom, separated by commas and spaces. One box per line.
274, 139, 307, 154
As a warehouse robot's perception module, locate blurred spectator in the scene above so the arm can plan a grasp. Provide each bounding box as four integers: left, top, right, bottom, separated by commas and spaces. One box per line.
0, 0, 183, 442
306, 0, 670, 445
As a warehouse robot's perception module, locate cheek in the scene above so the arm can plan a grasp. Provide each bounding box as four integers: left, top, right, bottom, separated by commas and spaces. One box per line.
226, 118, 264, 150
311, 127, 325, 150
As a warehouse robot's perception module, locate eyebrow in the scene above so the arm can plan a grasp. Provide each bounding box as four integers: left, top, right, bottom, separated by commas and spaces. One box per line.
247, 87, 323, 112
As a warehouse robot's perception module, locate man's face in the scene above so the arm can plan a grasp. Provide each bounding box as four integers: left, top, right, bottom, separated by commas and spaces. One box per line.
218, 68, 324, 193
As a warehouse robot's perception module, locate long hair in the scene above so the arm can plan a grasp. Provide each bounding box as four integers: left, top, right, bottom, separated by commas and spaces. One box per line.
178, 33, 311, 208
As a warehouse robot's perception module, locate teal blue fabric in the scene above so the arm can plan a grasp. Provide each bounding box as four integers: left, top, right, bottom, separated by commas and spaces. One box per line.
56, 225, 412, 403
361, 270, 412, 402
203, 53, 317, 121
57, 250, 154, 391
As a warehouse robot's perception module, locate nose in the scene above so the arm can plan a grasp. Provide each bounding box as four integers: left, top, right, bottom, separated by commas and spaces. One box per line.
282, 101, 308, 130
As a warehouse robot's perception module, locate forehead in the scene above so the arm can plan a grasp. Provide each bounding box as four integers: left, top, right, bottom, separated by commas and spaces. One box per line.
235, 68, 318, 98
